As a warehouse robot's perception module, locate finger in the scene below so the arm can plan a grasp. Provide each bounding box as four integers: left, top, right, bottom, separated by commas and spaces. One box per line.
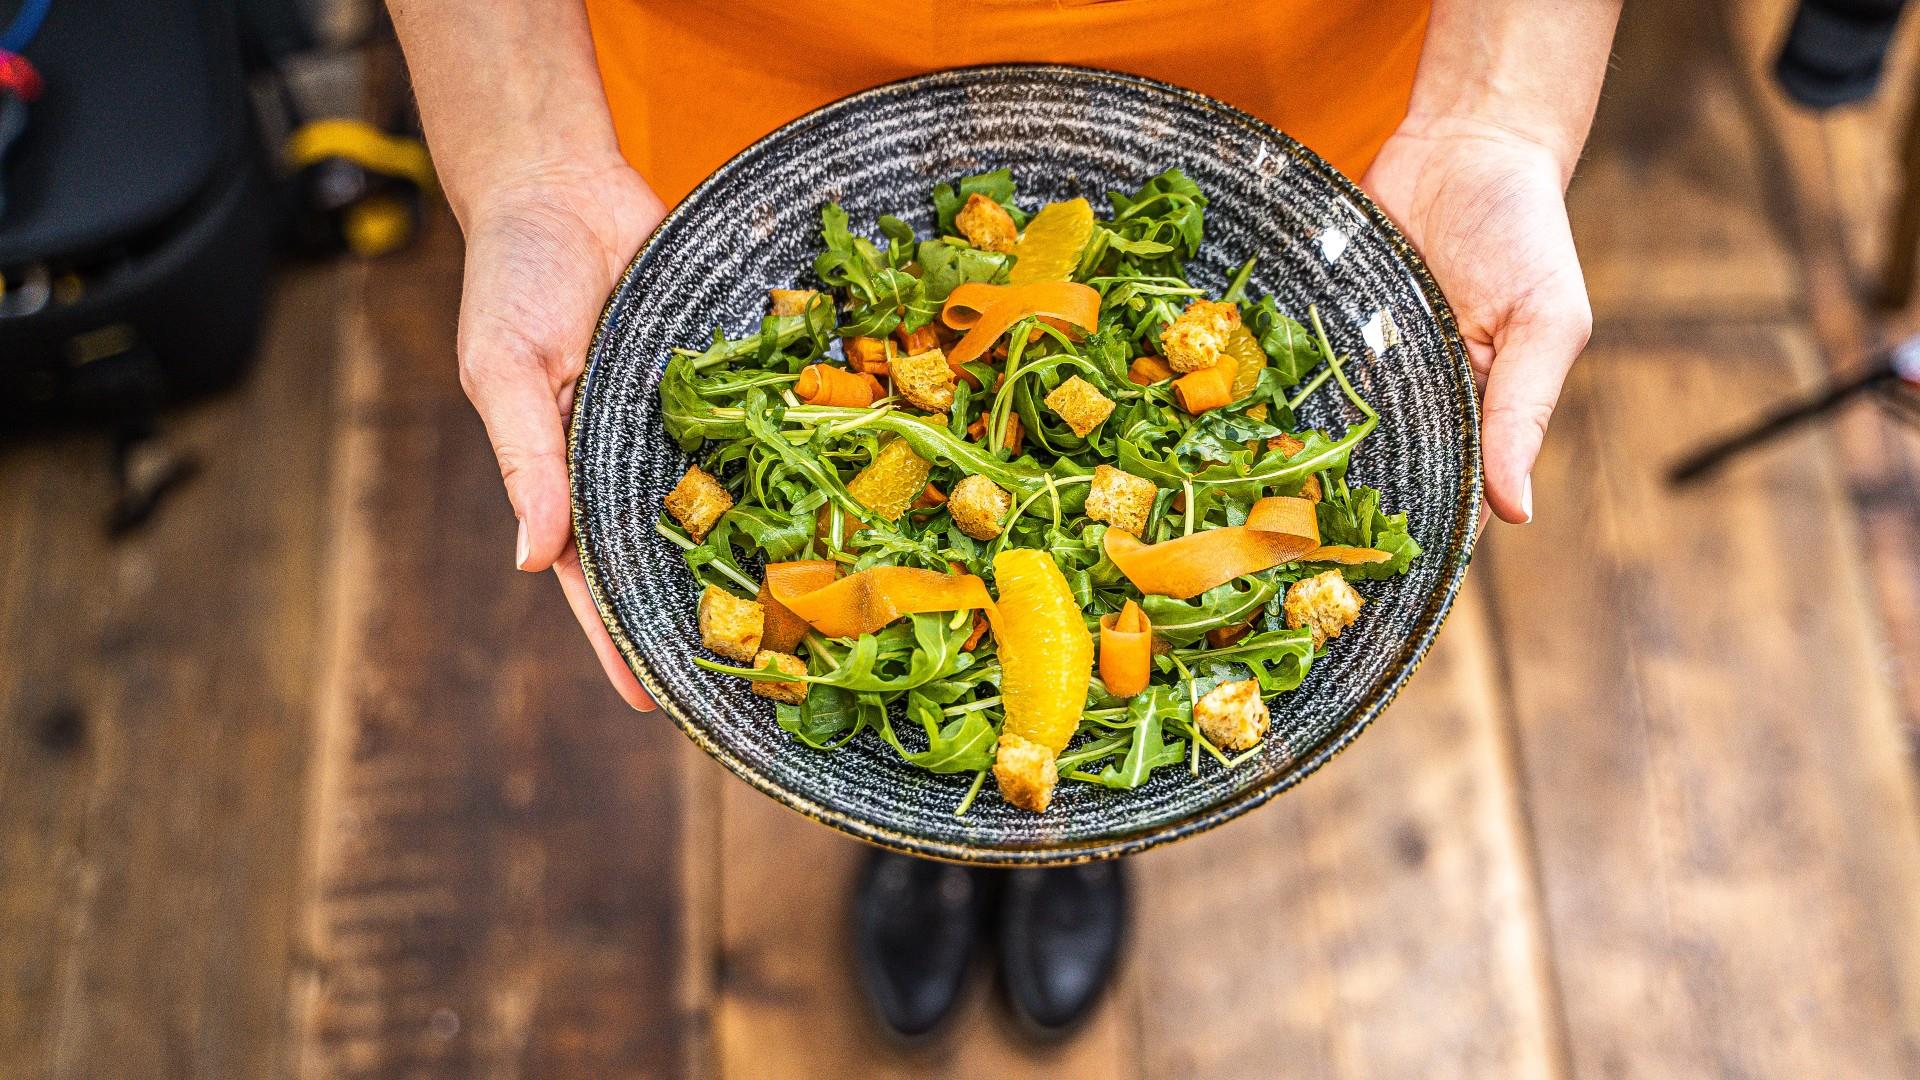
458, 313, 575, 572
554, 546, 657, 711
1481, 284, 1591, 524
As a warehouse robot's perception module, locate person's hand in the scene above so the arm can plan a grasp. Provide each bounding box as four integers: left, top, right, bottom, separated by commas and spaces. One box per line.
456, 158, 667, 709
1363, 117, 1594, 525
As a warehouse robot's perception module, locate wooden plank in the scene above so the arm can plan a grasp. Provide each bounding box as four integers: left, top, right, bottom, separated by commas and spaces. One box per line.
0, 265, 345, 1078
1717, 0, 1920, 761
1483, 322, 1920, 1078
292, 209, 687, 1080
1131, 584, 1563, 1080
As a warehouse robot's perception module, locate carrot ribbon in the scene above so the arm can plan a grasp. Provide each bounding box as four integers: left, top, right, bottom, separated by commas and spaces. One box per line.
939, 281, 1102, 367
1098, 599, 1152, 697
795, 364, 880, 407
1172, 355, 1238, 414
766, 562, 998, 639
1102, 496, 1321, 599
1304, 544, 1392, 565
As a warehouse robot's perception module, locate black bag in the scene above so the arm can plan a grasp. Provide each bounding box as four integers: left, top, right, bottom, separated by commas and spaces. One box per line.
0, 0, 276, 426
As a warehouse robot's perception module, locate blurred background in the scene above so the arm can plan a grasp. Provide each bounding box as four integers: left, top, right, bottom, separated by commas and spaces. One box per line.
4, 1, 1920, 1077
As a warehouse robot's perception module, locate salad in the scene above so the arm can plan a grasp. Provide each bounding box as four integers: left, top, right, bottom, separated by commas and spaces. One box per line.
657, 168, 1420, 815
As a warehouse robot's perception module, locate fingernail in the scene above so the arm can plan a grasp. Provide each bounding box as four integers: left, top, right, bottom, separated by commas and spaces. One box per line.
1520, 475, 1534, 523
515, 517, 531, 570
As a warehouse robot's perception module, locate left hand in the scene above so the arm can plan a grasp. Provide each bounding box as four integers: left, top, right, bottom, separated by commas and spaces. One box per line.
1363, 117, 1593, 525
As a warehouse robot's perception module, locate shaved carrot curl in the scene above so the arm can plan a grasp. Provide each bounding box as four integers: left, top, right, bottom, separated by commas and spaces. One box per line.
795, 364, 879, 407
1172, 355, 1238, 414
940, 281, 1101, 367
1304, 545, 1393, 565
1128, 355, 1175, 385
760, 560, 840, 652
767, 563, 998, 639
1099, 600, 1152, 697
1103, 496, 1320, 599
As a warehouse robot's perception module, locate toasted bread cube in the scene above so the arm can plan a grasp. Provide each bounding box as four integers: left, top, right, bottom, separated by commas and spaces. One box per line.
1043, 375, 1114, 437
891, 347, 956, 413
769, 288, 819, 317
665, 465, 734, 542
993, 733, 1058, 813
748, 649, 809, 704
1195, 679, 1269, 751
1160, 299, 1241, 373
1283, 569, 1363, 649
1085, 465, 1156, 536
1265, 432, 1323, 501
956, 193, 1018, 253
948, 474, 1012, 540
698, 584, 764, 663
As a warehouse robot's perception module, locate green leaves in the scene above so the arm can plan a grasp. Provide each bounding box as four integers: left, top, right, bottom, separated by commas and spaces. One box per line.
1086, 687, 1189, 789
1177, 627, 1315, 693
662, 170, 1427, 810
932, 167, 1027, 235
1243, 296, 1325, 387
1314, 479, 1424, 580
917, 238, 1012, 303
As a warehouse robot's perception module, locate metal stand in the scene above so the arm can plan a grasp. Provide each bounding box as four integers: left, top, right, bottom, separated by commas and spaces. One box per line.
1669, 337, 1920, 484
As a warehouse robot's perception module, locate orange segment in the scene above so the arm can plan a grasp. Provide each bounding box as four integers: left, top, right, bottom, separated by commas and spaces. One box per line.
844, 437, 932, 522
1008, 198, 1094, 285
993, 549, 1095, 754
1225, 323, 1268, 420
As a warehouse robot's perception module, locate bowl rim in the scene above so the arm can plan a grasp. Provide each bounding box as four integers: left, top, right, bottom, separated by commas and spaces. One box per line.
569, 62, 1483, 865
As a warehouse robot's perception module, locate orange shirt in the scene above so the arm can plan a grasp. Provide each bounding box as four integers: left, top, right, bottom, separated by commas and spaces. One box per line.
585, 1, 1429, 205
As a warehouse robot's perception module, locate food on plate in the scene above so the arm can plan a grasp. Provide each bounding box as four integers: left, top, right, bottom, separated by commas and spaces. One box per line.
657, 167, 1422, 813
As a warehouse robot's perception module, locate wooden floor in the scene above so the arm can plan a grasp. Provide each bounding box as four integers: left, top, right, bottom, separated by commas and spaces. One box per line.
6, 3, 1920, 1077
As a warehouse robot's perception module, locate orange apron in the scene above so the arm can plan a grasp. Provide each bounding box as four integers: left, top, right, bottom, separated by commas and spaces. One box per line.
585, 0, 1429, 205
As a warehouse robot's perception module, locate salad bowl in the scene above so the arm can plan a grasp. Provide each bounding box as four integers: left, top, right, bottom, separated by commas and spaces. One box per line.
570, 64, 1479, 864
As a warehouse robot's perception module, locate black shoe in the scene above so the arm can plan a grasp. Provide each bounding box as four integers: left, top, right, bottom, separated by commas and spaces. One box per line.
853, 850, 988, 1040
997, 861, 1127, 1041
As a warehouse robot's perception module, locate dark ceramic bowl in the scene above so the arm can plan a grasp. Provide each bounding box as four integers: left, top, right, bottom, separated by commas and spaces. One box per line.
571, 65, 1479, 864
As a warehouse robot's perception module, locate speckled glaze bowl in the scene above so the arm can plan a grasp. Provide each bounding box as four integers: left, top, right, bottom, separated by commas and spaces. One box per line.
571, 65, 1479, 864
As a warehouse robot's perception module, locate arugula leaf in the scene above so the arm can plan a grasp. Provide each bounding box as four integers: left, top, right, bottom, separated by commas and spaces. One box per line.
879, 692, 998, 773
917, 238, 1012, 303
1139, 578, 1279, 647
1177, 627, 1315, 693
1244, 296, 1324, 387
1314, 481, 1423, 579
1088, 686, 1188, 789
932, 168, 1027, 235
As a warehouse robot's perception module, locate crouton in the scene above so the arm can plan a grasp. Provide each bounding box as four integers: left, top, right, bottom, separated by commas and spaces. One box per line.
994, 732, 1058, 813
891, 348, 956, 413
1084, 464, 1156, 536
1265, 432, 1323, 501
1160, 299, 1241, 373
948, 475, 1012, 540
698, 584, 764, 663
748, 650, 809, 704
1043, 375, 1114, 437
956, 193, 1018, 253
769, 288, 818, 317
664, 465, 733, 542
1283, 569, 1363, 649
1195, 679, 1269, 751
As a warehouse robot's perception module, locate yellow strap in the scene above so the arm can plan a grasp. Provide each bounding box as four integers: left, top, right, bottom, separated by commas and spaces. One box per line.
284, 119, 437, 192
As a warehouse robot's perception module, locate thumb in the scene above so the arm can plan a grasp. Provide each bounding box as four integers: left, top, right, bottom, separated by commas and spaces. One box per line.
1480, 281, 1591, 524
458, 315, 576, 572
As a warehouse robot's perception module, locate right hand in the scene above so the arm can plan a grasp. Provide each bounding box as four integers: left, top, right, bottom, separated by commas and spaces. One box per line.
455, 158, 668, 710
